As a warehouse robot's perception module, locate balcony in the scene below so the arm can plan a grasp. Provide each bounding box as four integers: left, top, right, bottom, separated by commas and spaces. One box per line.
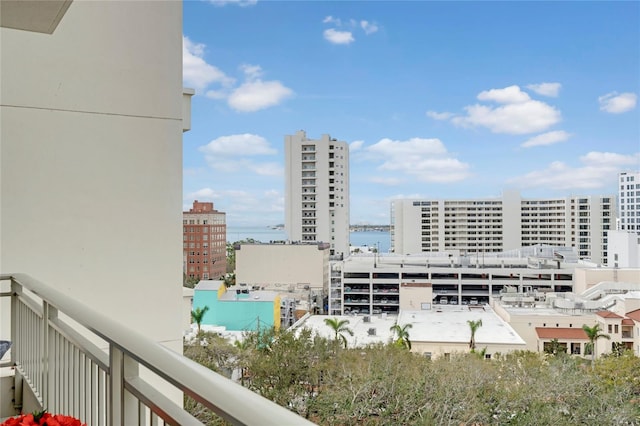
0, 274, 313, 425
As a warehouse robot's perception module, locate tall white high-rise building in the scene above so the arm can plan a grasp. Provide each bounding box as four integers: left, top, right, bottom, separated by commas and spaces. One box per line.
285, 130, 350, 257
391, 190, 616, 265
618, 171, 640, 233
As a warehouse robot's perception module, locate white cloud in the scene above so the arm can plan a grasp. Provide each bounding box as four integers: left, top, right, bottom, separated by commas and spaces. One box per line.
228, 80, 294, 112
185, 188, 284, 225
323, 28, 355, 45
452, 99, 561, 134
508, 151, 640, 190
360, 20, 379, 35
365, 138, 471, 183
426, 110, 454, 120
350, 140, 365, 152
204, 90, 227, 100
240, 64, 263, 81
598, 92, 638, 114
477, 85, 530, 104
250, 162, 284, 176
369, 176, 403, 185
521, 130, 572, 148
199, 133, 276, 156
183, 37, 292, 112
183, 36, 234, 90
323, 16, 341, 25
207, 0, 257, 7
526, 82, 561, 97
198, 134, 282, 176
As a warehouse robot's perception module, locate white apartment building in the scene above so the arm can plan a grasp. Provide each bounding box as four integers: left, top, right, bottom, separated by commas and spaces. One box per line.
391, 190, 616, 265
285, 130, 350, 257
619, 171, 640, 233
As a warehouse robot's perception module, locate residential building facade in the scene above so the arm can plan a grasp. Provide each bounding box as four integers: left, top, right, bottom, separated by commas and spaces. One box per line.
493, 283, 640, 357
618, 171, 640, 233
391, 190, 616, 265
183, 200, 227, 280
284, 130, 350, 257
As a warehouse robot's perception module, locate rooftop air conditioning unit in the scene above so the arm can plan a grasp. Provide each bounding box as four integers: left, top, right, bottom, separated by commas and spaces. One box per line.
363, 316, 370, 323
368, 327, 376, 336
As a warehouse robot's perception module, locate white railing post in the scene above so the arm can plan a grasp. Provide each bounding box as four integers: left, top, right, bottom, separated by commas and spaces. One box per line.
10, 278, 22, 412
109, 345, 124, 426
109, 346, 139, 426
42, 302, 54, 410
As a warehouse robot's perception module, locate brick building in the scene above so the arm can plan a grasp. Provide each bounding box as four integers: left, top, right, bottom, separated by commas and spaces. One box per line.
183, 200, 227, 280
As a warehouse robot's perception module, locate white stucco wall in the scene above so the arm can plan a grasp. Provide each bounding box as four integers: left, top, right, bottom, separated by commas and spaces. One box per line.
1, 1, 184, 352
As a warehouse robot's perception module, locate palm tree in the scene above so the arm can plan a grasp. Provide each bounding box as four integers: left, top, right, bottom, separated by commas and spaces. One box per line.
323, 317, 353, 348
582, 323, 610, 365
191, 306, 209, 334
467, 319, 483, 352
390, 322, 413, 350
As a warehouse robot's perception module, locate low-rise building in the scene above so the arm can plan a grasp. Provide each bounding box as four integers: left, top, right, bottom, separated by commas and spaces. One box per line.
493, 282, 640, 357
193, 281, 282, 332
295, 304, 526, 359
235, 241, 330, 313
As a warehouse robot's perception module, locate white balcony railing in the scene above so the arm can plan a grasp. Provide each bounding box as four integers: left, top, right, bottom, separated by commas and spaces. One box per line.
0, 274, 314, 426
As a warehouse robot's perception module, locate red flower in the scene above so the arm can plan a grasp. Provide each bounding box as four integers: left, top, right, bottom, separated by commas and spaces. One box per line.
0, 413, 85, 426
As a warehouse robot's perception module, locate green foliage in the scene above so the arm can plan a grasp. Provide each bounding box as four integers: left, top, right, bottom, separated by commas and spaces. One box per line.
222, 272, 235, 288
582, 323, 610, 364
183, 331, 640, 425
544, 338, 567, 357
389, 322, 412, 350
467, 319, 483, 351
323, 317, 354, 348
191, 306, 209, 334
183, 332, 240, 425
183, 274, 200, 288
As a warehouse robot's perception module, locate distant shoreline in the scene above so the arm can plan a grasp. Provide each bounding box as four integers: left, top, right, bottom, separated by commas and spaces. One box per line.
349, 225, 390, 232
263, 224, 391, 232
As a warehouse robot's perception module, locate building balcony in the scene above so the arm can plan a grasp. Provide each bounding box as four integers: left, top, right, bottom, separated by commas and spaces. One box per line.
0, 274, 312, 426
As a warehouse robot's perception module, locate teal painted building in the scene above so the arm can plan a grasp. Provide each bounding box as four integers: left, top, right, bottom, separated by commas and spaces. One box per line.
193, 281, 281, 331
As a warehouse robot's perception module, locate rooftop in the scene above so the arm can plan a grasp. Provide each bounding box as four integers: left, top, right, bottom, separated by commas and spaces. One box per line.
536, 328, 588, 340
295, 305, 525, 347
397, 306, 525, 345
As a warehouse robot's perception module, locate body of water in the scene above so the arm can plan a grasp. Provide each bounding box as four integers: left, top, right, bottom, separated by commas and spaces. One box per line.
227, 226, 391, 253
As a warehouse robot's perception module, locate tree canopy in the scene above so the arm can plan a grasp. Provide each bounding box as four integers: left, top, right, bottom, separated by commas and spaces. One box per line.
184, 329, 640, 425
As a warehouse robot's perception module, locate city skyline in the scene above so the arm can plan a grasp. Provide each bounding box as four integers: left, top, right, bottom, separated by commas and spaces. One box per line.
182, 1, 639, 227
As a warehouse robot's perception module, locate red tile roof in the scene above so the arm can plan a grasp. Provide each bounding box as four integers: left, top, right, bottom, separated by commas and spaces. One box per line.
596, 311, 623, 319
622, 318, 635, 325
627, 309, 640, 322
536, 327, 588, 340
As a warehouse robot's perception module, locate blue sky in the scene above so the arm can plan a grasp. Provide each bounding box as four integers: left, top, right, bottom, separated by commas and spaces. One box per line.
182, 0, 639, 227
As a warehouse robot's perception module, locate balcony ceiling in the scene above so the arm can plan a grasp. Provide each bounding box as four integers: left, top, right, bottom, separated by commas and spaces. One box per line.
1, 0, 72, 34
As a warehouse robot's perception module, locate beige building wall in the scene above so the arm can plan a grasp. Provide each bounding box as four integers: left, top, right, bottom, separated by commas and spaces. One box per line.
491, 302, 593, 352
399, 283, 433, 311
573, 267, 640, 294
1, 1, 185, 353
236, 243, 329, 293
